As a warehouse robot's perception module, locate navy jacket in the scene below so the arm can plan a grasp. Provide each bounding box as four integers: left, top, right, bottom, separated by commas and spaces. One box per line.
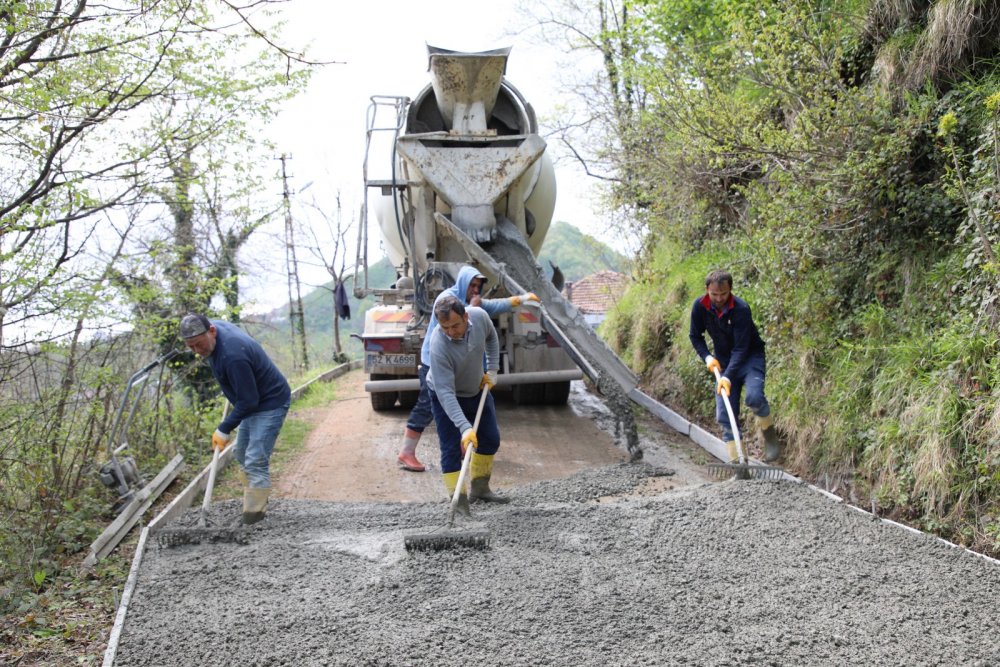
689, 294, 766, 379
207, 321, 291, 434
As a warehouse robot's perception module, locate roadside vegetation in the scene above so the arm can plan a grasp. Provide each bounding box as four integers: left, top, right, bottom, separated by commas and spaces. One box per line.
534, 0, 1000, 555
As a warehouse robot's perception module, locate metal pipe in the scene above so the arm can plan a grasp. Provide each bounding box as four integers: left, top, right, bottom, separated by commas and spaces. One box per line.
364, 368, 583, 393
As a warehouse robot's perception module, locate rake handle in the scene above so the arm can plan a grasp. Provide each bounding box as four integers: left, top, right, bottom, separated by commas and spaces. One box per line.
713, 368, 746, 465
199, 402, 229, 527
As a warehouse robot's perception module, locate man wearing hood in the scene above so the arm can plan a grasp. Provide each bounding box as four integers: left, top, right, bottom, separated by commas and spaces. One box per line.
396, 265, 539, 472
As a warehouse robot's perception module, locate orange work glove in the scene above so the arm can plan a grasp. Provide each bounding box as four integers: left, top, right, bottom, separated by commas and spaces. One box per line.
480, 370, 498, 390
509, 293, 540, 308
460, 428, 478, 456
211, 429, 231, 451
705, 355, 721, 375
716, 377, 731, 397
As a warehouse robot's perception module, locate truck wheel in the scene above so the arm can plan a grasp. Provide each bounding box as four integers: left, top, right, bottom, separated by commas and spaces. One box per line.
543, 381, 571, 405
512, 383, 545, 405
398, 390, 419, 409
370, 374, 398, 411
371, 391, 398, 411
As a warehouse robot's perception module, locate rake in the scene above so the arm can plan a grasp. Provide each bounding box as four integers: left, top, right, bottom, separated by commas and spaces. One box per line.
705, 369, 784, 482
157, 404, 249, 548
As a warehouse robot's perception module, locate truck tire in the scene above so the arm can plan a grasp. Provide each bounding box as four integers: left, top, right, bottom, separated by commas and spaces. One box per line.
543, 381, 571, 405
512, 382, 545, 405
398, 390, 419, 409
370, 374, 398, 411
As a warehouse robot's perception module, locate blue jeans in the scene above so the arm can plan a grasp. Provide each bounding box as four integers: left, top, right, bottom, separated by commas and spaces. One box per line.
234, 402, 290, 488
430, 390, 499, 474
716, 352, 770, 441
406, 364, 434, 433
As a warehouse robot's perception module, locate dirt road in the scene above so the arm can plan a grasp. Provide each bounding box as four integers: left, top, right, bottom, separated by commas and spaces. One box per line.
274, 369, 714, 503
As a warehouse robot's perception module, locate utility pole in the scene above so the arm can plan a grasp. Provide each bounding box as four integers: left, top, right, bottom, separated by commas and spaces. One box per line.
279, 154, 309, 373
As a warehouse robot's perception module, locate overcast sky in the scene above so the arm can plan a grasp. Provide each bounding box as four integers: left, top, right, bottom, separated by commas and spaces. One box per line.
241, 0, 608, 312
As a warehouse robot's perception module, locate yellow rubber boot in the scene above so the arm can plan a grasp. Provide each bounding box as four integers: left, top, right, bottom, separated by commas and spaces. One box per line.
469, 453, 509, 503
243, 487, 270, 525
442, 471, 470, 516
726, 440, 739, 463
757, 415, 782, 463
726, 440, 749, 480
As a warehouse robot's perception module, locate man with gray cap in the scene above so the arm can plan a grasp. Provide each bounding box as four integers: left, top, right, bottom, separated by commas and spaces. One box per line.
180, 313, 291, 524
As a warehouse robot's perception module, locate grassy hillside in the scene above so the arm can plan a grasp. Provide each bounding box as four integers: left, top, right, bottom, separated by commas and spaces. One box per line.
597, 0, 1000, 556
537, 221, 630, 282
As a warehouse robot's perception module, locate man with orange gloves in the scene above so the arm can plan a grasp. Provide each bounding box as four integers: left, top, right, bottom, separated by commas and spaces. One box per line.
425, 295, 508, 512
688, 270, 781, 464
180, 313, 291, 524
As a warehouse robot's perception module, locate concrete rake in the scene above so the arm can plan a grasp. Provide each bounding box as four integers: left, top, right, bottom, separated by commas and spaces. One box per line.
705, 369, 784, 482
404, 387, 492, 552
156, 420, 248, 548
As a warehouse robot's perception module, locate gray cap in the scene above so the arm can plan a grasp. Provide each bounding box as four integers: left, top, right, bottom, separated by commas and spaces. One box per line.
179, 313, 211, 339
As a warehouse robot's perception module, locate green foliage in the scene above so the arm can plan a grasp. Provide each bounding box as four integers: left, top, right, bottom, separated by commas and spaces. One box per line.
595, 0, 1000, 555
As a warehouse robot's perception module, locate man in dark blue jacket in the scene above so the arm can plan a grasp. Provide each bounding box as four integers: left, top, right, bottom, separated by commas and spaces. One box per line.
689, 270, 781, 464
180, 313, 291, 524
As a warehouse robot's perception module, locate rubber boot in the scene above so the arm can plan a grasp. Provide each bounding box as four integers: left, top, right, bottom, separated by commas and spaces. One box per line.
757, 415, 782, 463
442, 471, 471, 517
726, 440, 750, 480
469, 453, 510, 503
397, 428, 425, 472
243, 487, 270, 525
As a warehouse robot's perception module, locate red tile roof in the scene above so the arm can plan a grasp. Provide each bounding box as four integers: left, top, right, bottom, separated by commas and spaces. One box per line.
563, 271, 628, 314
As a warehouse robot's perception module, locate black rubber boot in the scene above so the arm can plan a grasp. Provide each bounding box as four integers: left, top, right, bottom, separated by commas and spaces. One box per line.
470, 477, 510, 503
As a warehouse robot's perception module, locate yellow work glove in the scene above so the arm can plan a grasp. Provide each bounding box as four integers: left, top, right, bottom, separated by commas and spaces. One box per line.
480, 370, 498, 390
716, 377, 731, 397
460, 428, 478, 456
509, 293, 540, 308
211, 429, 231, 451
705, 355, 721, 375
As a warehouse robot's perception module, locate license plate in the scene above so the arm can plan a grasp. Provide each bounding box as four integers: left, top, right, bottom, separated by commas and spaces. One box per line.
365, 352, 416, 372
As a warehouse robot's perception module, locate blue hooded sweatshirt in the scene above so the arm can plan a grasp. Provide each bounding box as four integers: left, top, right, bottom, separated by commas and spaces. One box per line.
419, 265, 513, 365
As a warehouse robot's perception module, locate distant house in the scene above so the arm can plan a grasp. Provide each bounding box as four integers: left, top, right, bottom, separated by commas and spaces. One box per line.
563, 271, 628, 327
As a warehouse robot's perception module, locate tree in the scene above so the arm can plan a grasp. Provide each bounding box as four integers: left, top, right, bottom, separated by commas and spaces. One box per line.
305, 191, 355, 363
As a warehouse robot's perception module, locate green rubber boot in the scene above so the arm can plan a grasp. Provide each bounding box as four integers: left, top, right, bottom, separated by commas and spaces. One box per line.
757, 415, 782, 463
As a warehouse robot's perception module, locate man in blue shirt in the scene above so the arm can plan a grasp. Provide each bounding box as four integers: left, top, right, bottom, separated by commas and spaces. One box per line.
689, 270, 781, 464
180, 313, 291, 524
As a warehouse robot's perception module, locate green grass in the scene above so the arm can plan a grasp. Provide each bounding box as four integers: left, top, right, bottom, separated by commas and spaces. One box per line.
214, 372, 342, 499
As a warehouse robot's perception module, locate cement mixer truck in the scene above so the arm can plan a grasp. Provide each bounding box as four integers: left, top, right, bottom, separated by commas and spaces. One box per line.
354, 45, 583, 410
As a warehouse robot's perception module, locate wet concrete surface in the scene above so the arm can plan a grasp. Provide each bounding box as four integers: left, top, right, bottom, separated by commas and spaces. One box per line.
120, 462, 1000, 666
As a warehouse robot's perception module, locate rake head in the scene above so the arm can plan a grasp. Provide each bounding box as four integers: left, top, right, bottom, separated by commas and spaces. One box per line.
403, 527, 491, 552
706, 461, 785, 481
155, 526, 249, 549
